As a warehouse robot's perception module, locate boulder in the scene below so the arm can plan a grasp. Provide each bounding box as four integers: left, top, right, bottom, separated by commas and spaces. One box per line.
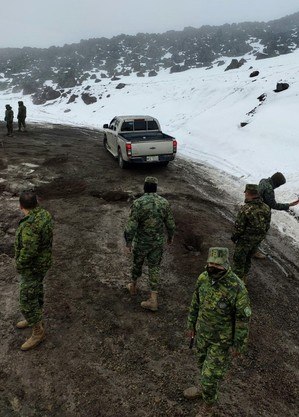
250, 71, 259, 78
274, 83, 289, 93
32, 86, 60, 105
94, 78, 101, 83
225, 58, 246, 71
257, 93, 266, 102
81, 93, 97, 104
111, 76, 121, 81
67, 94, 78, 104
136, 72, 145, 77
100, 73, 108, 78
115, 83, 126, 89
90, 74, 97, 80
148, 70, 157, 77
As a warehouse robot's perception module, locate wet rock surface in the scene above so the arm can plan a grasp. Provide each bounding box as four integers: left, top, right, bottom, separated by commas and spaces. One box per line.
0, 124, 298, 417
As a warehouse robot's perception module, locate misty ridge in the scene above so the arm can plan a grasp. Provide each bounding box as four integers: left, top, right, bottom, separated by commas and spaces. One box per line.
0, 11, 298, 104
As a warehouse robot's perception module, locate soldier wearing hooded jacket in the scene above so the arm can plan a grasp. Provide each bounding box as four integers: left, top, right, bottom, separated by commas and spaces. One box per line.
232, 184, 271, 281
258, 172, 299, 211
184, 247, 251, 417
17, 101, 27, 132
15, 190, 53, 351
4, 104, 13, 136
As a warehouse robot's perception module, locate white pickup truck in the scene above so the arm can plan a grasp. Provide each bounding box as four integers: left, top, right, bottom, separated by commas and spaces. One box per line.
102, 115, 177, 168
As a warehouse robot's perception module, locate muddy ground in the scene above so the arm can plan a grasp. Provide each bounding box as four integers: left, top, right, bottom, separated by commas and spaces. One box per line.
0, 124, 298, 417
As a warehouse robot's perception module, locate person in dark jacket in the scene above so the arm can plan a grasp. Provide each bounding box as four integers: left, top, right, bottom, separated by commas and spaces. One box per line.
4, 104, 14, 136
17, 101, 27, 132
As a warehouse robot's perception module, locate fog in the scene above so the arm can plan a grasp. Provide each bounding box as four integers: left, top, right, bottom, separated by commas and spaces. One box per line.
0, 0, 298, 48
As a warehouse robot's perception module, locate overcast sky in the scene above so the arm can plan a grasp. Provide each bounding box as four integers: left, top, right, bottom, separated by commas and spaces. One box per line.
0, 0, 298, 48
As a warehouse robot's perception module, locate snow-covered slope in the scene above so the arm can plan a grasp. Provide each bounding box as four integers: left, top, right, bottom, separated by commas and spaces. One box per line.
1, 50, 299, 245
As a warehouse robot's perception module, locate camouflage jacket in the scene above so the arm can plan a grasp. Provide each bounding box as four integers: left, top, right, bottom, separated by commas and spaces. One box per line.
17, 105, 27, 119
124, 193, 175, 246
187, 268, 251, 353
15, 206, 53, 274
258, 178, 289, 211
231, 197, 271, 243
5, 109, 13, 123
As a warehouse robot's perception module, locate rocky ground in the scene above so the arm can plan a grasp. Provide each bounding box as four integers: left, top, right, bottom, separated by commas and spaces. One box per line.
0, 124, 298, 417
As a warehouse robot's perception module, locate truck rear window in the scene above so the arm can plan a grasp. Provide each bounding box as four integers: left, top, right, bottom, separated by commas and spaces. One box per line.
121, 119, 159, 131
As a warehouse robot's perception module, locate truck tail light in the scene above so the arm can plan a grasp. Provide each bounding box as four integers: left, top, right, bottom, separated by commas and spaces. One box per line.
173, 139, 177, 153
126, 142, 132, 157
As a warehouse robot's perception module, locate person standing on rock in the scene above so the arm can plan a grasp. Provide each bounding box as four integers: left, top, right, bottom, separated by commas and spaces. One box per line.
15, 190, 53, 351
231, 184, 271, 282
4, 104, 14, 137
17, 101, 27, 132
184, 247, 251, 417
124, 176, 175, 311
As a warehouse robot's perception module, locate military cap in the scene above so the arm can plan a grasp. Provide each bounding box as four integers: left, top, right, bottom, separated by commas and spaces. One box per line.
144, 176, 158, 185
244, 184, 258, 193
207, 247, 230, 269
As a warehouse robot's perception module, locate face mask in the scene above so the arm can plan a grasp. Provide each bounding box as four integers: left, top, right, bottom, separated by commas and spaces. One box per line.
206, 266, 226, 279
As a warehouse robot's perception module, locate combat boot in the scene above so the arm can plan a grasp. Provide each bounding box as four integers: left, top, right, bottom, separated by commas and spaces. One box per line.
195, 403, 215, 417
16, 319, 29, 329
127, 282, 137, 296
21, 322, 45, 351
140, 291, 158, 311
183, 386, 202, 399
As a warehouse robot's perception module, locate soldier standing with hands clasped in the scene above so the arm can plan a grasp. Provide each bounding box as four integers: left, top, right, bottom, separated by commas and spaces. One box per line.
184, 247, 251, 417
15, 190, 53, 351
124, 176, 175, 311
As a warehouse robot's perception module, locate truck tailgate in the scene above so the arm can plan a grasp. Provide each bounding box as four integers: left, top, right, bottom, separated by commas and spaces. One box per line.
131, 140, 173, 157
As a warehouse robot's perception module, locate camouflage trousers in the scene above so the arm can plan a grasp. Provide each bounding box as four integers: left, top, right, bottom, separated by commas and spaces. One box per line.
197, 337, 230, 405
232, 238, 262, 279
18, 118, 26, 130
132, 243, 164, 291
19, 273, 45, 326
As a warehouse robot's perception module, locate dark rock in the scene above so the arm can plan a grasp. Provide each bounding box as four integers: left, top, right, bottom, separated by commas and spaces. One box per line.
84, 85, 91, 90
22, 82, 39, 95
217, 60, 225, 66
274, 82, 289, 93
111, 76, 121, 81
148, 70, 157, 77
81, 93, 97, 104
90, 74, 97, 80
12, 85, 22, 93
250, 71, 259, 78
106, 94, 110, 98
32, 86, 60, 105
67, 94, 78, 104
136, 72, 145, 77
101, 73, 108, 78
64, 109, 71, 113
170, 65, 182, 74
257, 93, 267, 102
116, 83, 126, 89
225, 58, 246, 71
122, 70, 131, 76
240, 122, 248, 127
255, 52, 269, 60
94, 78, 101, 83
206, 66, 213, 70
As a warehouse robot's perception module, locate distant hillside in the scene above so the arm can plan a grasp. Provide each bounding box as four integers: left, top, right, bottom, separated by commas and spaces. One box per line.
0, 12, 298, 103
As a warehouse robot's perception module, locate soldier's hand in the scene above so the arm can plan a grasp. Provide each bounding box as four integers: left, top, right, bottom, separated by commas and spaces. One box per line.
289, 199, 299, 207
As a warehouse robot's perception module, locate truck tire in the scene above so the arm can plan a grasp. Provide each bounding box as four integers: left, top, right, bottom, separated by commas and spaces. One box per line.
160, 161, 169, 167
118, 149, 128, 169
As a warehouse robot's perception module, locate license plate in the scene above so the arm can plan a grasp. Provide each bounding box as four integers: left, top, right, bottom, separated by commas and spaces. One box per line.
146, 156, 159, 162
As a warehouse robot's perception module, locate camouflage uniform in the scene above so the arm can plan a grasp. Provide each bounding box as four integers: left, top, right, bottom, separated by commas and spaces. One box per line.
17, 101, 27, 131
232, 191, 271, 279
258, 177, 290, 211
187, 248, 251, 405
4, 105, 13, 136
125, 186, 175, 291
15, 207, 53, 326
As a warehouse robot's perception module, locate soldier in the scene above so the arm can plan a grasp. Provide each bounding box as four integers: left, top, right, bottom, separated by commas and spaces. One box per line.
124, 176, 175, 311
184, 247, 251, 417
231, 184, 271, 282
15, 190, 53, 351
254, 172, 299, 259
4, 104, 14, 137
17, 101, 27, 132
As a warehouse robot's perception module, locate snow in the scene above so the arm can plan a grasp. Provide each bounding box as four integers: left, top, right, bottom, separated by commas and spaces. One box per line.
1, 49, 299, 245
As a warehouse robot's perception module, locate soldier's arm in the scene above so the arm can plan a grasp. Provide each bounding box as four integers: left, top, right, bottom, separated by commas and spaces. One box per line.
231, 208, 247, 242
187, 277, 202, 330
164, 203, 175, 241
233, 284, 251, 354
16, 223, 40, 272
124, 202, 139, 245
263, 188, 289, 211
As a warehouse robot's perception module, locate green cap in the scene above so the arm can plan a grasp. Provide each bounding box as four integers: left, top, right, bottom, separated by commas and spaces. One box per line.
244, 184, 258, 193
207, 247, 230, 269
144, 176, 158, 185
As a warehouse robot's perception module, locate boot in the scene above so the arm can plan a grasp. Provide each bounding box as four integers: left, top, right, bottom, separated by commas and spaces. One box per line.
253, 250, 266, 259
195, 403, 215, 417
183, 385, 202, 399
140, 291, 158, 311
21, 322, 45, 351
127, 282, 137, 296
16, 319, 29, 329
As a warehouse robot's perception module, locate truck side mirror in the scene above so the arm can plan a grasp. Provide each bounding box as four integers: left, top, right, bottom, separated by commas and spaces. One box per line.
103, 124, 109, 129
